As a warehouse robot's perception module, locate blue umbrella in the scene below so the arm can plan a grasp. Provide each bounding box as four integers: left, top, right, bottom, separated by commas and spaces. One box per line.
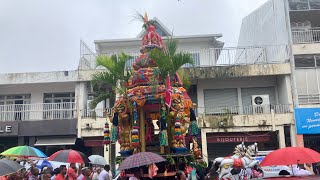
37, 160, 52, 169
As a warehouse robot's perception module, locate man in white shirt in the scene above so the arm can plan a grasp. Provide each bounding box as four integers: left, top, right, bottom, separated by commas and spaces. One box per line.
98, 165, 110, 180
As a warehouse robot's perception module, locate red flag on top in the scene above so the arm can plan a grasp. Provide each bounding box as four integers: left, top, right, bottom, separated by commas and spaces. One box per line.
165, 74, 172, 107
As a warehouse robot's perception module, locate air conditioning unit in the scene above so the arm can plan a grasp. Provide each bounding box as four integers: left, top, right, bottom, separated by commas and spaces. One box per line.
251, 95, 270, 114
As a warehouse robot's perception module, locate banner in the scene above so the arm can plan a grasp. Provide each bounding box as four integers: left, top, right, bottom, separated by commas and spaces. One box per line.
295, 107, 320, 134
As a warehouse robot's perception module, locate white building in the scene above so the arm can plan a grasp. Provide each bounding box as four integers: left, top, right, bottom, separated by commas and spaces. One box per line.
0, 17, 294, 167
238, 0, 320, 150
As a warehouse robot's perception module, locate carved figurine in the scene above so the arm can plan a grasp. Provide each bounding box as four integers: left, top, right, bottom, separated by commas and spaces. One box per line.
118, 113, 131, 151
191, 138, 202, 159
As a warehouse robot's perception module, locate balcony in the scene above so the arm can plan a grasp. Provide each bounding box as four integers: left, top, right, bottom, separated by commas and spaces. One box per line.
0, 102, 76, 121
197, 104, 294, 129
292, 30, 320, 43
80, 45, 289, 70
197, 104, 292, 116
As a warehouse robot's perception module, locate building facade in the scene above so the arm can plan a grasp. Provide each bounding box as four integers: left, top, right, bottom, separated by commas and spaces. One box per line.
0, 17, 296, 165
89, 18, 295, 164
238, 0, 320, 150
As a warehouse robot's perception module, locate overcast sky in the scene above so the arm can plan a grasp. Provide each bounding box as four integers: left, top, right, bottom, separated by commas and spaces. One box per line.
0, 0, 267, 73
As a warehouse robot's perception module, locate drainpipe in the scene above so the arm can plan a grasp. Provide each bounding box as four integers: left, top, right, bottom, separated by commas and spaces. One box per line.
284, 0, 299, 147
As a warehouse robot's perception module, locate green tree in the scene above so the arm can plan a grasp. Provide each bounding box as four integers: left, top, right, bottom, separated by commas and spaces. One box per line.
90, 52, 132, 109
149, 36, 194, 87
148, 36, 194, 148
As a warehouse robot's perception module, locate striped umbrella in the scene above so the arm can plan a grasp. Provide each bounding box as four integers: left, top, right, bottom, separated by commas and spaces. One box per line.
118, 152, 165, 171
48, 149, 89, 164
1, 146, 47, 158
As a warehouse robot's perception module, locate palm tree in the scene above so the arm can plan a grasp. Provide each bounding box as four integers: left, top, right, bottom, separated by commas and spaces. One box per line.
149, 36, 194, 86
149, 36, 194, 150
90, 52, 132, 110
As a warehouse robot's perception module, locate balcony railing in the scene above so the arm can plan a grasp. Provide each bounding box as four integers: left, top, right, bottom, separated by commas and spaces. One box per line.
292, 30, 320, 44
81, 45, 289, 69
0, 102, 76, 121
298, 94, 320, 104
197, 104, 292, 116
81, 109, 106, 118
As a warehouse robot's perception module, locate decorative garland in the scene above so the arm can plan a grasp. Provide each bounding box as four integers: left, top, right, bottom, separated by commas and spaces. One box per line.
131, 102, 139, 150
174, 115, 183, 140
102, 122, 110, 145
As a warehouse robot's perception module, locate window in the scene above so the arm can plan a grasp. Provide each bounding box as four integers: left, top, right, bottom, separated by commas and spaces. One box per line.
0, 94, 31, 121
309, 0, 320, 9
289, 0, 309, 10
43, 92, 75, 120
295, 54, 318, 68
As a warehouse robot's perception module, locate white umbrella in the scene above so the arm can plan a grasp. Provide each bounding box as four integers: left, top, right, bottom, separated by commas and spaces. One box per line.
88, 155, 107, 166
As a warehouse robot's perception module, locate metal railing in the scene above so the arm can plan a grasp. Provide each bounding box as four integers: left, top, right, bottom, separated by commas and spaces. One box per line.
298, 94, 320, 104
292, 30, 320, 44
197, 104, 292, 116
81, 45, 289, 70
81, 109, 106, 118
0, 102, 76, 121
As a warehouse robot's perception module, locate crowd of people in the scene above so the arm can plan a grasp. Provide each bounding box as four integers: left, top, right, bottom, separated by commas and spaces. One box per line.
0, 163, 112, 180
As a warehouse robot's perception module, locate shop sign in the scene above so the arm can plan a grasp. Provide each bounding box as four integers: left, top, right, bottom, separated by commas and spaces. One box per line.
0, 122, 18, 136
217, 137, 249, 143
207, 134, 271, 143
295, 107, 320, 134
0, 126, 12, 133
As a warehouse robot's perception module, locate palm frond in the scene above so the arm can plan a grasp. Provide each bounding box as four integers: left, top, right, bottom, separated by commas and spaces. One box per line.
172, 52, 194, 74
89, 91, 114, 109
177, 69, 191, 90
164, 36, 178, 58
91, 71, 117, 87
149, 48, 171, 81
132, 11, 145, 24
95, 55, 115, 70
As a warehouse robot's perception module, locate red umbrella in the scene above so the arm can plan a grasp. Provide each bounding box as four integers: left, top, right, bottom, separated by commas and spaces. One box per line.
260, 147, 320, 166
48, 149, 89, 164
118, 152, 165, 170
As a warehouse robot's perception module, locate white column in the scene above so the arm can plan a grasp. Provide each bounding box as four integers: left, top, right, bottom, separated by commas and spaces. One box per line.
290, 124, 297, 147
197, 82, 205, 114
277, 125, 286, 148
104, 145, 110, 164
201, 129, 208, 164
115, 142, 121, 169
237, 88, 243, 114
75, 82, 87, 138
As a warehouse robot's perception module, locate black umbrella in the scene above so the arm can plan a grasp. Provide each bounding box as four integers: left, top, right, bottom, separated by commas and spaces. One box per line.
0, 159, 23, 176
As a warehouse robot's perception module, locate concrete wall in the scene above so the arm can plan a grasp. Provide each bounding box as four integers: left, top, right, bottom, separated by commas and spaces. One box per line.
277, 75, 293, 105
197, 76, 278, 113
186, 63, 291, 79
80, 118, 105, 137
293, 44, 320, 55
200, 112, 294, 129
0, 71, 78, 85
0, 82, 76, 104
237, 0, 289, 64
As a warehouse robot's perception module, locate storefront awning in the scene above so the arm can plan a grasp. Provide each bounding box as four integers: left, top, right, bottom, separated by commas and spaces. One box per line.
34, 136, 77, 146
